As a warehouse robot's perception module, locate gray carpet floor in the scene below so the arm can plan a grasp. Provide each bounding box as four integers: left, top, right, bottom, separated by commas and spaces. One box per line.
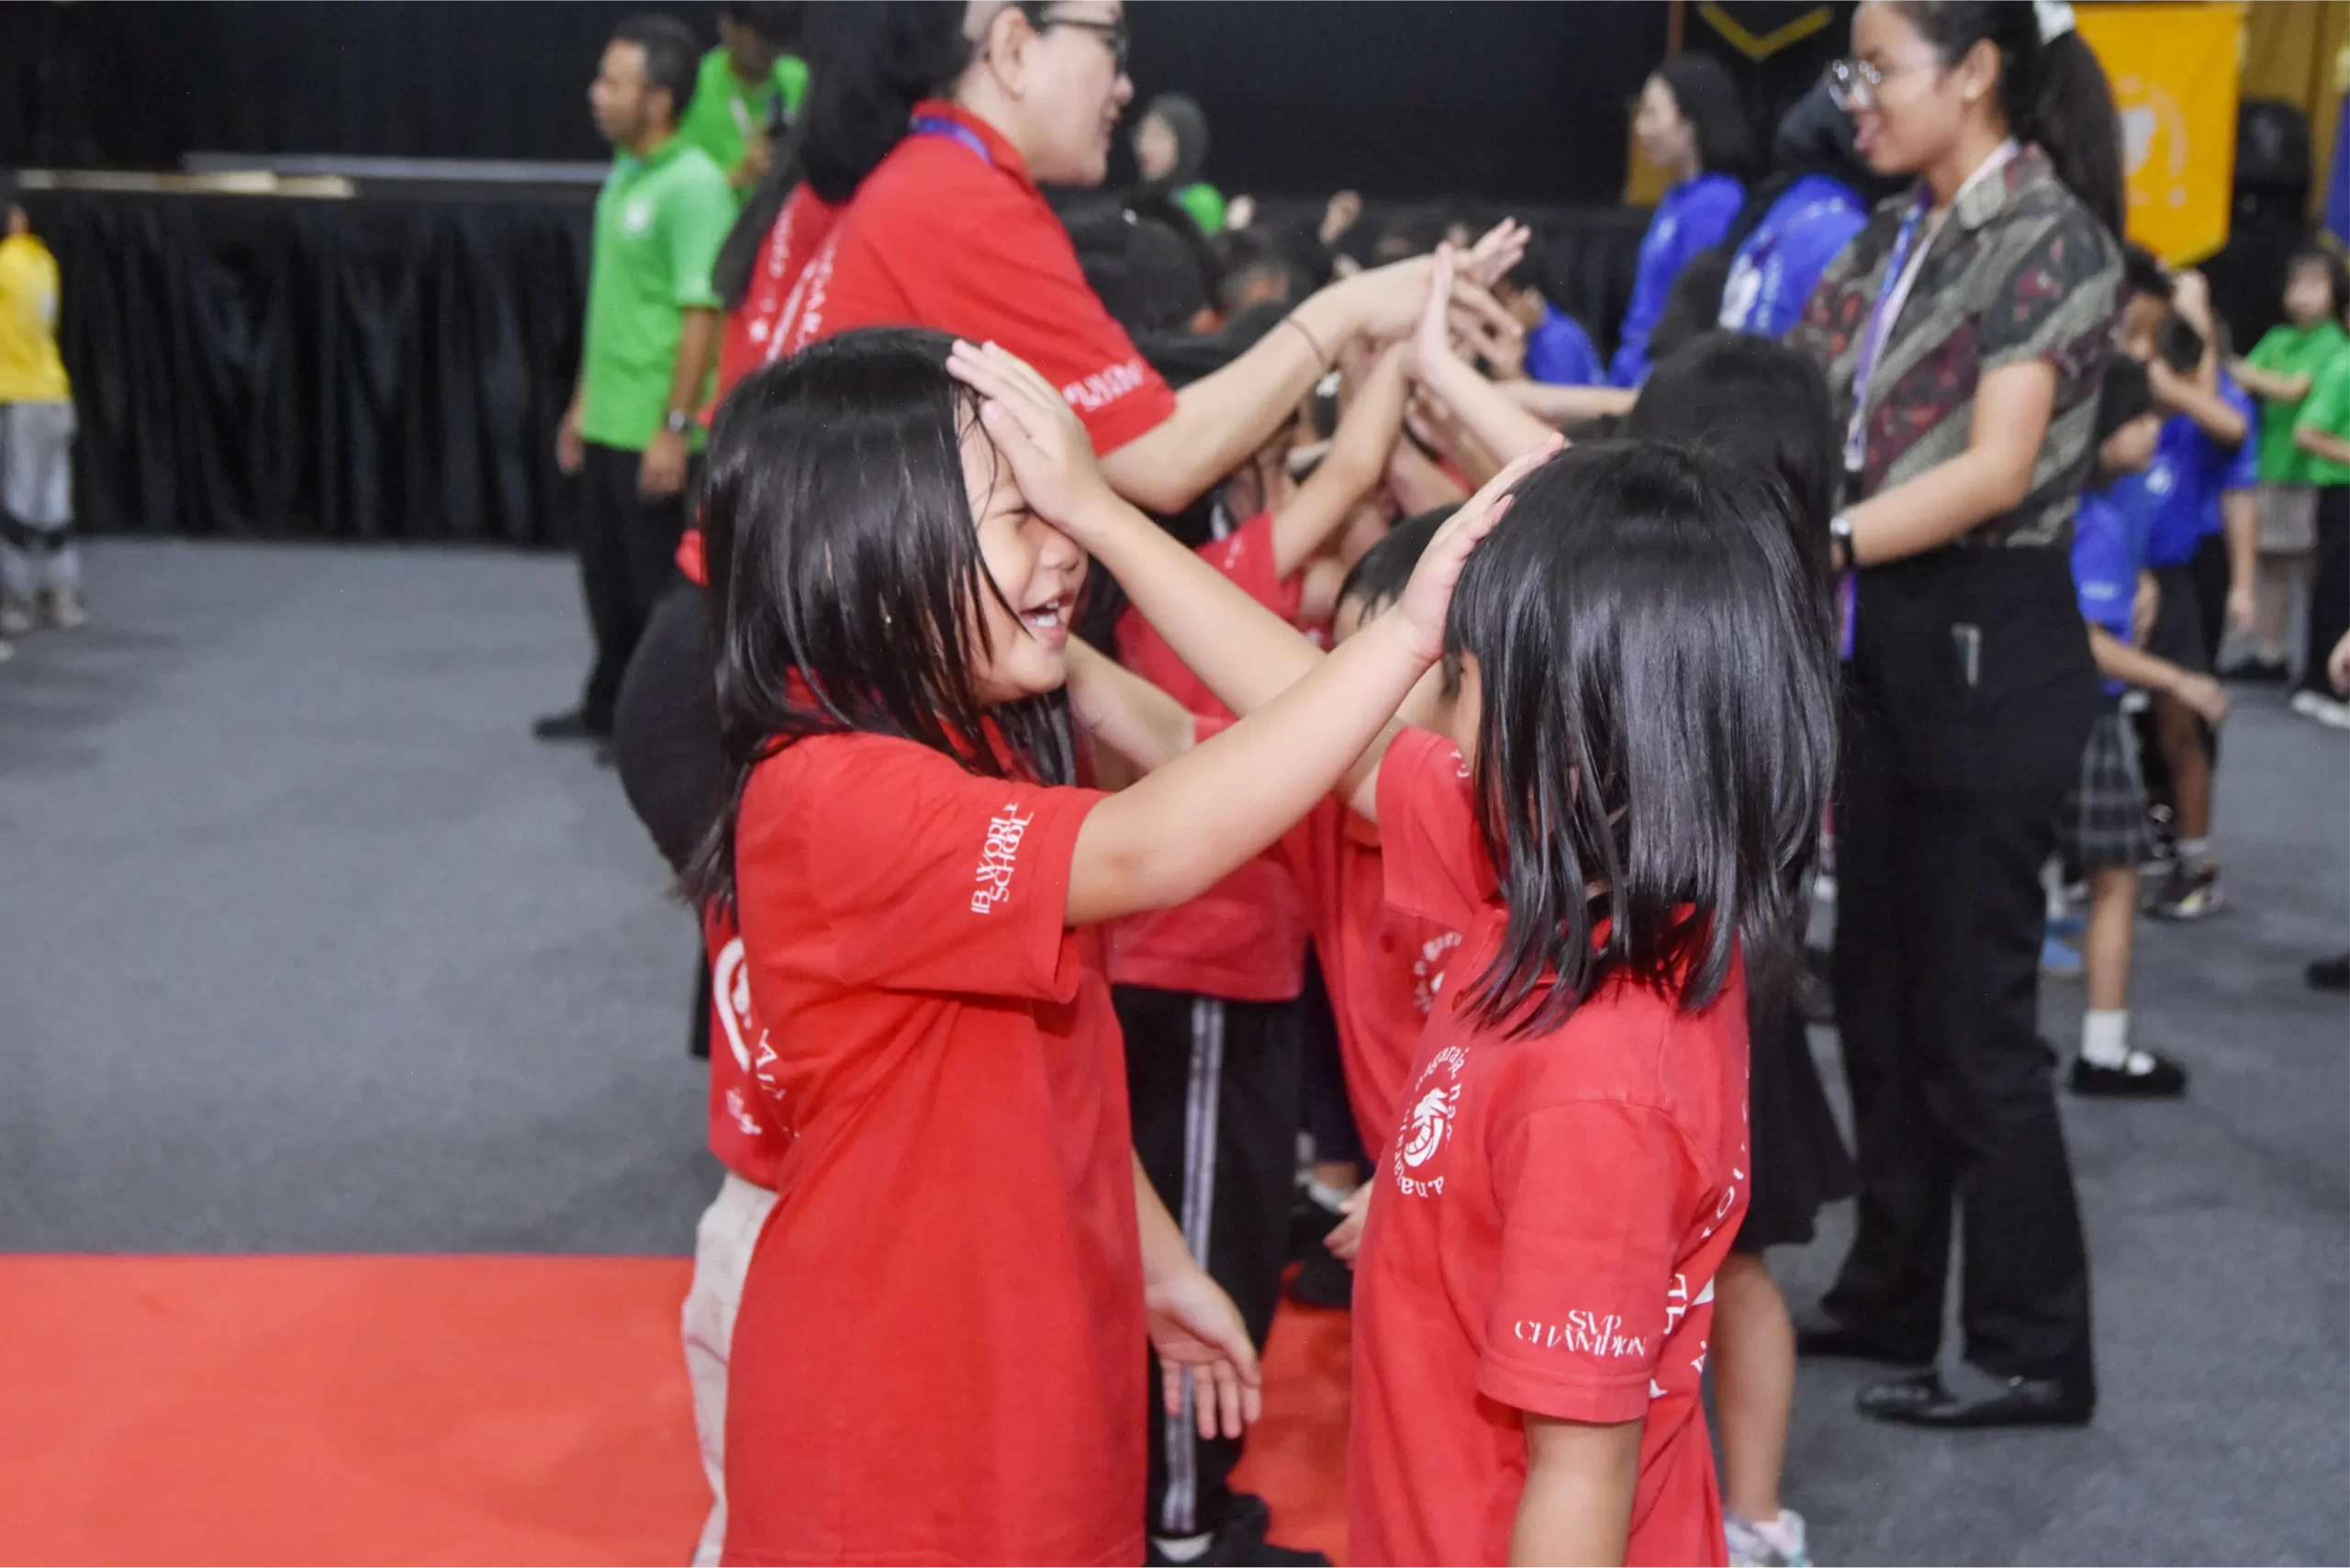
2, 540, 2344, 1563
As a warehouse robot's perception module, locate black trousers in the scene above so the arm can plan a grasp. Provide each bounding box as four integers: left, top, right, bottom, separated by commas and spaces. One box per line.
576, 442, 692, 732
1119, 985, 1302, 1543
1826, 695, 2097, 1393
610, 579, 721, 1058
2297, 486, 2350, 699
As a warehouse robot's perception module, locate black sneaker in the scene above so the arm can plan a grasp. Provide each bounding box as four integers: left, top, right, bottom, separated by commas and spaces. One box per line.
2068, 1050, 2188, 1098
2146, 860, 2225, 922
532, 707, 610, 744
2224, 656, 2290, 684
1147, 1518, 1330, 1567
2308, 953, 2350, 992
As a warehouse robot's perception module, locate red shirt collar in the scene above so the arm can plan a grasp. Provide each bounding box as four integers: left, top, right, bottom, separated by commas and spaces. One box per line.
909, 98, 1036, 194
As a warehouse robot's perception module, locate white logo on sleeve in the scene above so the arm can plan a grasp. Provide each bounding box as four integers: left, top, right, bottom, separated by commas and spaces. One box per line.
712, 936, 755, 1073
1393, 1045, 1467, 1198
1061, 357, 1150, 413
1514, 1312, 1649, 1359
971, 803, 1035, 914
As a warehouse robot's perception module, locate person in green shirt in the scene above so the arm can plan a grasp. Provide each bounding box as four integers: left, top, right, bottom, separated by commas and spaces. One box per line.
540, 14, 733, 747
676, 3, 811, 205
1132, 93, 1225, 237
2289, 323, 2350, 721
2231, 245, 2348, 676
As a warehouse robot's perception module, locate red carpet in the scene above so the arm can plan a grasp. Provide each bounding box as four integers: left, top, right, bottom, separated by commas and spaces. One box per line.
0, 1256, 1351, 1565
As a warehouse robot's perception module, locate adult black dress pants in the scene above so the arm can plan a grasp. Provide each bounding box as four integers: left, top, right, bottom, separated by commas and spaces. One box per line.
1826, 695, 2096, 1394
577, 441, 691, 734
2296, 485, 2349, 700
1119, 985, 1302, 1546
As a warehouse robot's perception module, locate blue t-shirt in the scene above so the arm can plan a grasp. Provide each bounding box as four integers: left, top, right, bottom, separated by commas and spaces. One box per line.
2073, 478, 2150, 694
1718, 174, 1870, 340
2142, 374, 2258, 567
1525, 304, 1604, 386
1608, 171, 1745, 387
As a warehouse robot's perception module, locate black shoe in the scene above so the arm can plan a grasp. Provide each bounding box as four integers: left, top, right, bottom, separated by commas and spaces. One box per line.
532, 707, 610, 744
2068, 1051, 2188, 1098
1227, 1494, 1271, 1540
1288, 1243, 1353, 1309
1793, 1311, 1935, 1366
2309, 953, 2350, 993
1856, 1369, 2093, 1428
2223, 656, 2290, 684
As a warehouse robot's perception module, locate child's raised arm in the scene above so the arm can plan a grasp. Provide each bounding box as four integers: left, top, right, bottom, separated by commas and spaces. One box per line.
1267, 344, 1412, 577
1410, 245, 1562, 466
948, 340, 1536, 923
1064, 637, 1198, 778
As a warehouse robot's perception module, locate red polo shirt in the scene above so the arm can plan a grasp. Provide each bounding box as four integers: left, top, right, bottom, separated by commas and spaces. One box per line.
720, 731, 1142, 1567
713, 182, 844, 405
773, 98, 1177, 455
701, 902, 787, 1190
1348, 729, 1751, 1568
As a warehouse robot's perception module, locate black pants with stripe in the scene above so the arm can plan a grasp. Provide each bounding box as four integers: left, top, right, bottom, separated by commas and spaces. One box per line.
1118, 985, 1303, 1544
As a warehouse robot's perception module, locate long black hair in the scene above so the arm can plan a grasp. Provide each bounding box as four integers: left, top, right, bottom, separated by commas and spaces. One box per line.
685, 327, 1075, 908
798, 2, 970, 205
1889, 2, 2124, 240
1623, 332, 1839, 583
1443, 442, 1838, 1034
1653, 53, 1761, 185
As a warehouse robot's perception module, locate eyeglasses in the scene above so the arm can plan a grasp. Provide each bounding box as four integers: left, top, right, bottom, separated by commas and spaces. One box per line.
1825, 56, 1939, 112
1016, 5, 1132, 73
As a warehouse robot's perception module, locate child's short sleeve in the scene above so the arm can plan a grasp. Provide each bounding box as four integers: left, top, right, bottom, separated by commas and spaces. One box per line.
1376, 727, 1493, 931
740, 737, 1104, 1002
1202, 510, 1305, 623
2296, 356, 2350, 441
2245, 326, 2291, 375
1475, 1100, 1687, 1426
2221, 381, 2259, 492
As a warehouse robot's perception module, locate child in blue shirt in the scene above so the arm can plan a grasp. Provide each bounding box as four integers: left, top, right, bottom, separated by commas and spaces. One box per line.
2064, 357, 2231, 1098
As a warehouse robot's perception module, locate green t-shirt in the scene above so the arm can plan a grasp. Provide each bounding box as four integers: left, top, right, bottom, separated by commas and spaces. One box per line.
2245, 319, 2347, 484
676, 47, 810, 200
2293, 349, 2350, 487
580, 137, 733, 451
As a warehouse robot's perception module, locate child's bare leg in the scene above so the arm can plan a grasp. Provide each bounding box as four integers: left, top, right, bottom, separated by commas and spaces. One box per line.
1714, 1249, 1795, 1526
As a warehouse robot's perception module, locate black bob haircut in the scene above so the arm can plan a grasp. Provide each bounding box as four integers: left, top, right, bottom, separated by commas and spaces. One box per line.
1623, 331, 1839, 582
2121, 242, 2172, 304
1442, 442, 1838, 1033
2286, 241, 2350, 319
2093, 354, 2154, 447
1651, 53, 1761, 184
613, 14, 704, 129
686, 328, 1075, 908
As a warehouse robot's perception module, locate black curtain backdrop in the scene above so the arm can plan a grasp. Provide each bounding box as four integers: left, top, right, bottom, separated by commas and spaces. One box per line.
4, 2, 1685, 204
33, 191, 589, 543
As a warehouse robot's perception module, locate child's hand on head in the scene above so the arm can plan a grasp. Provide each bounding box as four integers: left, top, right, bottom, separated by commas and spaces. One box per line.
946, 340, 1116, 539
1387, 434, 1562, 664
1465, 217, 1531, 291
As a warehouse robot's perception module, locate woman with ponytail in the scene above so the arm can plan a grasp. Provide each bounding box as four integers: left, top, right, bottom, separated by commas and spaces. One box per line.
1788, 0, 2122, 1430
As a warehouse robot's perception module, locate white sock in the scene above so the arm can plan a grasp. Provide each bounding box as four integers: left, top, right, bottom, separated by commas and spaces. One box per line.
2177, 838, 2210, 866
1152, 1532, 1214, 1562
2081, 1010, 2131, 1069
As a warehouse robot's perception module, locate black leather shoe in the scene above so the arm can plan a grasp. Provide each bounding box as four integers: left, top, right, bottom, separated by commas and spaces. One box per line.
1793, 1313, 1935, 1366
1857, 1370, 2094, 1428
532, 706, 610, 744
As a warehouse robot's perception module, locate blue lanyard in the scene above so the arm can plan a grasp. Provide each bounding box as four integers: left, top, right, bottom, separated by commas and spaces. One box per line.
910, 115, 993, 168
1842, 193, 1933, 476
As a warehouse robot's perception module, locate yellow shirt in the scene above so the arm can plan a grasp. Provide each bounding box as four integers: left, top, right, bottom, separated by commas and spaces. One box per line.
0, 233, 72, 404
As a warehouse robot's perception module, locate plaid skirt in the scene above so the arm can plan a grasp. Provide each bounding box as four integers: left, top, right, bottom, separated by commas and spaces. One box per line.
2056, 707, 2154, 872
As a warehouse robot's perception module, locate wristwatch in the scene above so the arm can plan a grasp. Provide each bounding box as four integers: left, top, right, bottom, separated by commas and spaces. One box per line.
663, 409, 694, 437
1829, 510, 1856, 572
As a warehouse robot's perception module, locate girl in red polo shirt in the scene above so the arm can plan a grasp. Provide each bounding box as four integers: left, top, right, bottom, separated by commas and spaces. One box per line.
1059, 349, 1839, 1563
692, 325, 1508, 1567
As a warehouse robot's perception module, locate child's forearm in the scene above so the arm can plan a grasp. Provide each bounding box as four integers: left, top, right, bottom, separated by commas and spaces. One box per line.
2087, 622, 2188, 694
1502, 379, 1639, 429
1417, 350, 1557, 465
2230, 360, 2309, 403
1133, 1153, 1195, 1285
1065, 638, 1198, 777
1510, 1414, 1640, 1567
1272, 348, 1409, 576
1066, 613, 1428, 926
1084, 495, 1328, 723
2295, 424, 2350, 466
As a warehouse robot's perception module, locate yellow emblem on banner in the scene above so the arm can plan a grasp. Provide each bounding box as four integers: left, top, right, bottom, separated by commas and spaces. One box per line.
2074, 4, 2241, 264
